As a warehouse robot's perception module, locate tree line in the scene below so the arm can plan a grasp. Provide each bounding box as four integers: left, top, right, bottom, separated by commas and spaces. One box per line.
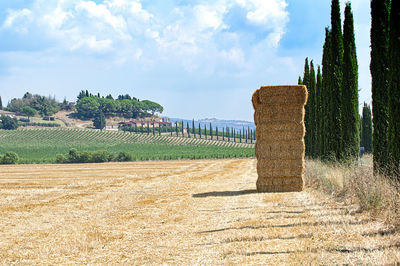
75, 90, 163, 120
300, 0, 399, 179
299, 0, 360, 162
371, 0, 400, 177
6, 92, 73, 116
120, 120, 256, 144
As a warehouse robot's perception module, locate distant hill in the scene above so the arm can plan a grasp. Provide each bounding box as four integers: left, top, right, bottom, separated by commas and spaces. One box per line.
169, 118, 255, 131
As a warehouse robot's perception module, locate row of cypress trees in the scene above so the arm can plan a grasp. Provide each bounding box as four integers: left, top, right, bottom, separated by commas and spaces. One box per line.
371, 0, 400, 177
299, 0, 359, 162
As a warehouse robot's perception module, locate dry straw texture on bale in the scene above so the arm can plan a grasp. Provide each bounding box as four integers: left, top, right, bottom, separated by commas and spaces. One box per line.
253, 85, 308, 192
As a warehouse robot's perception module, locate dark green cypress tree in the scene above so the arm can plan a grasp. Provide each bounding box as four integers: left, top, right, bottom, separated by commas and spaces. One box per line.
371, 0, 390, 172
216, 126, 219, 140
210, 122, 213, 139
329, 0, 344, 160
199, 123, 201, 138
309, 60, 317, 157
0, 96, 3, 110
181, 121, 184, 136
388, 0, 400, 177
187, 122, 190, 138
303, 58, 311, 156
298, 76, 303, 85
192, 119, 195, 137
361, 103, 373, 153
321, 28, 332, 159
93, 111, 106, 130
176, 122, 178, 137
315, 66, 323, 157
342, 2, 360, 161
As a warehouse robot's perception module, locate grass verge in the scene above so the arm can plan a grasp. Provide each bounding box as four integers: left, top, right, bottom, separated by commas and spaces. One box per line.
305, 154, 400, 230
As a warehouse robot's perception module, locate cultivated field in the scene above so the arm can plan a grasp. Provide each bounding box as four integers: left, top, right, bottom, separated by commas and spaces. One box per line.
0, 128, 254, 163
0, 159, 399, 264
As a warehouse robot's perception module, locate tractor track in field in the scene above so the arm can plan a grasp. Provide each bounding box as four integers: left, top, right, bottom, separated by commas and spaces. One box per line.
0, 159, 399, 264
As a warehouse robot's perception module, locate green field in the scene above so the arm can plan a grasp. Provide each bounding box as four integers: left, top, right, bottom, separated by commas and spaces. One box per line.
0, 128, 255, 163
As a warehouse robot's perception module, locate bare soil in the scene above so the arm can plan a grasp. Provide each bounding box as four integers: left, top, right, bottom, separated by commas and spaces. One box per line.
0, 159, 399, 264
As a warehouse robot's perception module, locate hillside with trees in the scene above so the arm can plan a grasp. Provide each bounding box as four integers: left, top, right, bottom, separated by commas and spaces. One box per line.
74, 90, 163, 120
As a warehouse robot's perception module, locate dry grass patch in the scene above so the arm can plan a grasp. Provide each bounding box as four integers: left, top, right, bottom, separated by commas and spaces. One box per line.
305, 154, 400, 229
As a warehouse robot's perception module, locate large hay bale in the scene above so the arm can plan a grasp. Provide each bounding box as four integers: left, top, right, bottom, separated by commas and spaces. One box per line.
253, 85, 308, 192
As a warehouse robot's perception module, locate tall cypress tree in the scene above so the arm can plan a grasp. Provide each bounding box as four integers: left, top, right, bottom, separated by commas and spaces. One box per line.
371, 0, 390, 172
329, 0, 344, 160
309, 60, 317, 157
298, 76, 303, 85
315, 66, 323, 157
342, 2, 360, 160
388, 0, 400, 177
192, 119, 195, 136
321, 28, 332, 159
0, 96, 2, 110
361, 103, 373, 153
303, 58, 311, 156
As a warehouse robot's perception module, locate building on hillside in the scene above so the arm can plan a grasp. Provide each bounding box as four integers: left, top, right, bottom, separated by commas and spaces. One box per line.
0, 110, 16, 117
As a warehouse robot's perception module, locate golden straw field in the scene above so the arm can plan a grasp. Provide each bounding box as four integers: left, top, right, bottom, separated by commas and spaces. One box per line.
0, 159, 399, 264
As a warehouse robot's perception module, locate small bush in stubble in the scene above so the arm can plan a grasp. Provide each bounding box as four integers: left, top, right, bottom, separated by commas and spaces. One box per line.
117, 152, 132, 162
1, 152, 19, 164
56, 154, 65, 163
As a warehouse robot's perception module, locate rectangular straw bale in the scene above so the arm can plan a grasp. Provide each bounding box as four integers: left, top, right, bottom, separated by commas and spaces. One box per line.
255, 122, 305, 140
253, 85, 308, 193
254, 104, 305, 124
255, 140, 305, 159
255, 181, 303, 193
257, 158, 305, 177
255, 176, 304, 186
252, 85, 308, 106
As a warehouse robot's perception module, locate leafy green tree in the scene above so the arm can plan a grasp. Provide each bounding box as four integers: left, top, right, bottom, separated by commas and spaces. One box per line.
388, 0, 400, 177
116, 99, 133, 118
342, 2, 360, 160
77, 90, 87, 101
21, 106, 37, 121
361, 103, 373, 153
76, 97, 100, 119
93, 111, 106, 130
371, 0, 390, 172
0, 115, 18, 130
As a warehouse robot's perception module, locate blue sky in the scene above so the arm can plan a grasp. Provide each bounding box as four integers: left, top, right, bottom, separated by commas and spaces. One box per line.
0, 0, 371, 121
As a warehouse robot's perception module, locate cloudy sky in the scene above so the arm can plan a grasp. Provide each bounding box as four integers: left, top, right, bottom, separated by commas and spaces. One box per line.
0, 0, 371, 121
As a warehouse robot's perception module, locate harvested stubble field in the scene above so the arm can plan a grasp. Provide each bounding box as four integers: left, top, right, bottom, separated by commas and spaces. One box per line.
0, 159, 399, 264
